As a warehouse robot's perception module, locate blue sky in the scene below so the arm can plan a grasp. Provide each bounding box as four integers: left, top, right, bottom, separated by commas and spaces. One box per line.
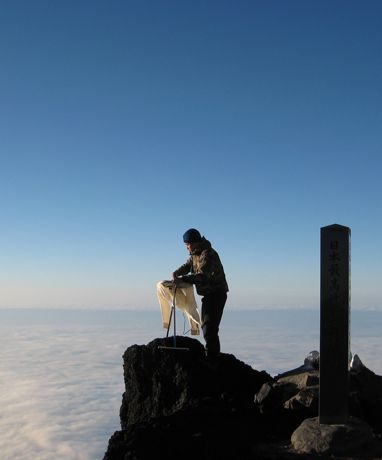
1, 0, 381, 309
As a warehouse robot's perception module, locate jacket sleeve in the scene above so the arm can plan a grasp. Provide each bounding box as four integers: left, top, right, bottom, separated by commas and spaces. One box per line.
173, 257, 192, 277
181, 250, 213, 285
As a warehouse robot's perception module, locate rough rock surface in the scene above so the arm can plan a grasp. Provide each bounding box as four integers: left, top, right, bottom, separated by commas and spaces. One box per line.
349, 357, 382, 431
119, 336, 270, 428
256, 368, 319, 416
291, 416, 378, 455
256, 353, 382, 431
103, 341, 382, 460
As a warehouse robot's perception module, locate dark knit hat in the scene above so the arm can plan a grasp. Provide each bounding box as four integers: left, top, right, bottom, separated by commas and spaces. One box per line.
183, 228, 202, 243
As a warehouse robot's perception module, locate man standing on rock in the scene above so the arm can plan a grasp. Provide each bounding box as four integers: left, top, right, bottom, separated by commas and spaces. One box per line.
173, 228, 229, 360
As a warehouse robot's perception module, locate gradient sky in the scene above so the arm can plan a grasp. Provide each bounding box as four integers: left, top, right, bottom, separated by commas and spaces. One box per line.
1, 0, 381, 309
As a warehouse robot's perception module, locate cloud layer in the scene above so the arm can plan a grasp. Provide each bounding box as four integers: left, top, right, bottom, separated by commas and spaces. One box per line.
0, 309, 381, 460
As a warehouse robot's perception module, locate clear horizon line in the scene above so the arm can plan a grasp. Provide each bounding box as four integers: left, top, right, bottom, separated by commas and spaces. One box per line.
0, 306, 381, 312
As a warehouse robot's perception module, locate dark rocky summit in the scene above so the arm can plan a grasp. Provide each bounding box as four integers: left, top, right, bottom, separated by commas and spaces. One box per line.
103, 337, 382, 460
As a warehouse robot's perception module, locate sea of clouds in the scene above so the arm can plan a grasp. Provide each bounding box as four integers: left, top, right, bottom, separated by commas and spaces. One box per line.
0, 309, 381, 460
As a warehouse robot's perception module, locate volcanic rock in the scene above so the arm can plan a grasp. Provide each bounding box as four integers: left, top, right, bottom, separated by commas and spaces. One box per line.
119, 336, 270, 428
103, 342, 382, 460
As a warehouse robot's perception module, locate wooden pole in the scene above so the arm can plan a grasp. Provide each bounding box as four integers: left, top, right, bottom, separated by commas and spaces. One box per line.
319, 224, 351, 424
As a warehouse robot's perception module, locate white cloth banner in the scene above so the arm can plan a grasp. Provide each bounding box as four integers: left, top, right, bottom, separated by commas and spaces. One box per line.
156, 280, 200, 335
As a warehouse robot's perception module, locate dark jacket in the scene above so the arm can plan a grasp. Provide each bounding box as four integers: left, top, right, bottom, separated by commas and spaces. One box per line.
173, 237, 229, 296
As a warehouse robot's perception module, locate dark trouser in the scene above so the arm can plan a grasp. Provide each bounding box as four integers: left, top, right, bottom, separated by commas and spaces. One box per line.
201, 291, 227, 357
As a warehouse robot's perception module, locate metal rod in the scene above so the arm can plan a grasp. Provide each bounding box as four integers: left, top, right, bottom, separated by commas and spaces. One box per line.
172, 286, 177, 347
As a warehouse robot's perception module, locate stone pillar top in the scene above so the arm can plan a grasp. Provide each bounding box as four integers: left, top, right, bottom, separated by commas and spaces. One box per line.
321, 223, 351, 232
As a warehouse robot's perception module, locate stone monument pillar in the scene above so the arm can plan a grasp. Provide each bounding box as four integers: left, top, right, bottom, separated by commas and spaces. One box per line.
319, 224, 351, 424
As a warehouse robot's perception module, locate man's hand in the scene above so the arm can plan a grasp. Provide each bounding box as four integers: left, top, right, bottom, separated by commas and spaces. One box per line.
173, 276, 183, 286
